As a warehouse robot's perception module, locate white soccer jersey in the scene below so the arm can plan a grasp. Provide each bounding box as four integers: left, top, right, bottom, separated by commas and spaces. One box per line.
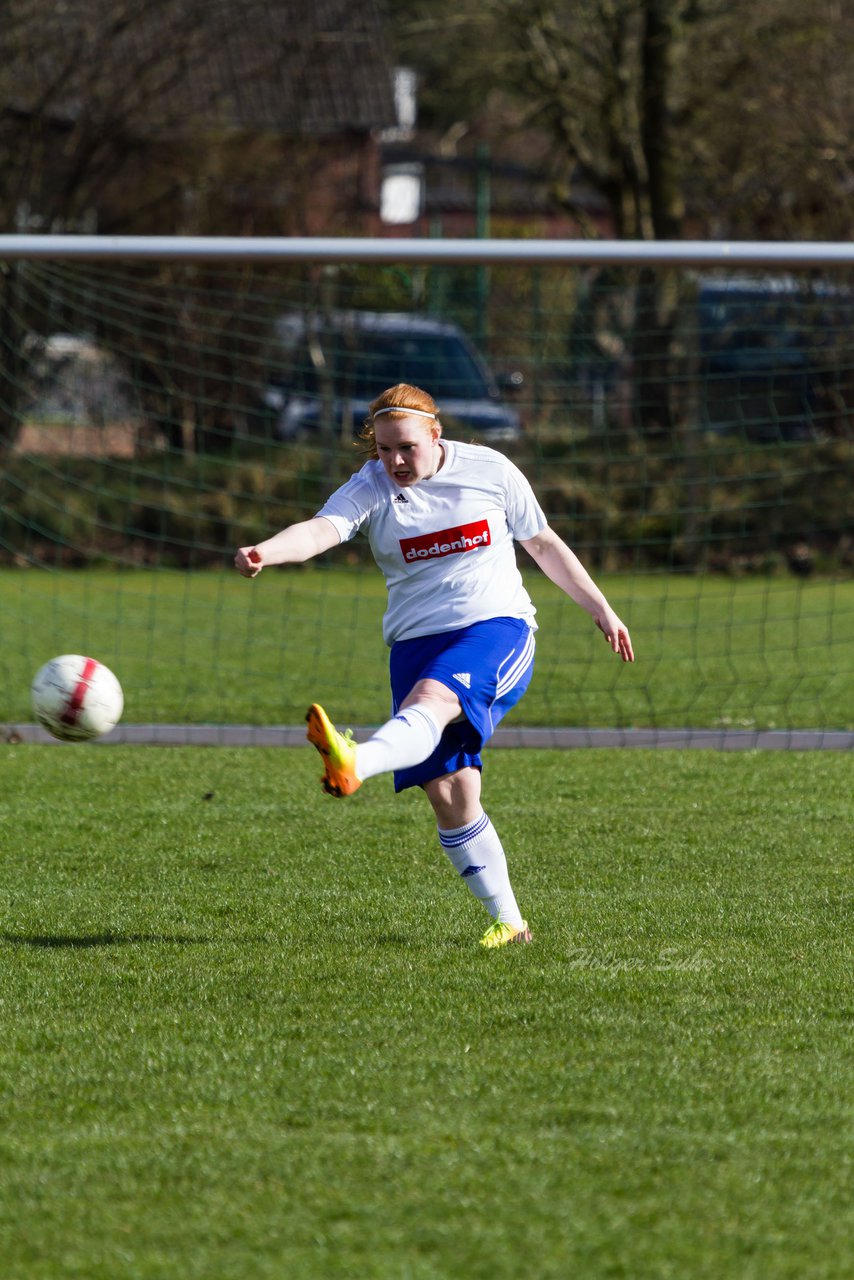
316, 439, 548, 645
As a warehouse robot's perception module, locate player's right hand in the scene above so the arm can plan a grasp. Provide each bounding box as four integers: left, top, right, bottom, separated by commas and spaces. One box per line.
235, 546, 263, 577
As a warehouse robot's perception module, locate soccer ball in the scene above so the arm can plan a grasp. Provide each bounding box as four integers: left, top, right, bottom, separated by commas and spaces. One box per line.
31, 655, 124, 742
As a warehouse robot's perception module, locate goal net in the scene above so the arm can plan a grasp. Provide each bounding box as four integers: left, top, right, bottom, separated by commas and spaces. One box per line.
1, 240, 852, 744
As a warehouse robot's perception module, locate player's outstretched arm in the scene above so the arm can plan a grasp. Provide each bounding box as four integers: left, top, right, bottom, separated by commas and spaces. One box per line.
234, 516, 341, 577
520, 525, 635, 662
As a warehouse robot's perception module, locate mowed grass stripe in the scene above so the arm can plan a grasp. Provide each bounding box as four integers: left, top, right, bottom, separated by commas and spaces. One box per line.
0, 745, 852, 1278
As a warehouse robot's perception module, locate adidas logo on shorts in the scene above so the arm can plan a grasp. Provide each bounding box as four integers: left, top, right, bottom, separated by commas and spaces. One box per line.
452, 672, 472, 688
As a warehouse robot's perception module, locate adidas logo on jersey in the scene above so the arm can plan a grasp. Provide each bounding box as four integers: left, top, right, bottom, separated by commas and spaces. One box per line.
393, 493, 409, 503
452, 672, 472, 688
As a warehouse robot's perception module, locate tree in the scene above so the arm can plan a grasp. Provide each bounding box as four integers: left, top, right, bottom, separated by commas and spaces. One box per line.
0, 0, 396, 455
684, 0, 854, 240
385, 0, 853, 241
0, 0, 226, 454
385, 0, 853, 439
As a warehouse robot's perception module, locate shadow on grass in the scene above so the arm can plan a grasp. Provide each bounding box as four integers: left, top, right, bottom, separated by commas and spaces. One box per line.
1, 932, 213, 948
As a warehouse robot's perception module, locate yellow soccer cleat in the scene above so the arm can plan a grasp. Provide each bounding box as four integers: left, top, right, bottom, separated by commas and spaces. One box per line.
305, 703, 361, 797
479, 919, 533, 949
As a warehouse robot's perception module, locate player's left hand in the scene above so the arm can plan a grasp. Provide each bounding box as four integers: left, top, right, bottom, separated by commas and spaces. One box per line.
595, 610, 634, 662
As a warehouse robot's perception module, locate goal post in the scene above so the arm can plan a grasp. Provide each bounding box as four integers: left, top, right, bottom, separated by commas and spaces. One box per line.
1, 236, 852, 746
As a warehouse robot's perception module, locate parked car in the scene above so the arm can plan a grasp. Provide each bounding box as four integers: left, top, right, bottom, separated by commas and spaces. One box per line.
22, 332, 133, 428
257, 310, 522, 443
570, 274, 853, 442
696, 276, 854, 441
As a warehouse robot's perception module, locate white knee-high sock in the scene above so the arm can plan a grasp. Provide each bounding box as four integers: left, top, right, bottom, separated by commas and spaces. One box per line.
355, 705, 442, 781
437, 811, 525, 927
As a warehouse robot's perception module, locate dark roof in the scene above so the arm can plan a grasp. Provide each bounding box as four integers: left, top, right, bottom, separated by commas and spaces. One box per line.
5, 0, 396, 136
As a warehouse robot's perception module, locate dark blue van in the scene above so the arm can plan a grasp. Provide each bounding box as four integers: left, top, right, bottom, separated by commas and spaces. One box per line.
696, 277, 853, 441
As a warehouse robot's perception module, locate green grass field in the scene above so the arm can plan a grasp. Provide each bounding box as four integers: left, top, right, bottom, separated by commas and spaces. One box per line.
1, 744, 853, 1278
4, 568, 854, 730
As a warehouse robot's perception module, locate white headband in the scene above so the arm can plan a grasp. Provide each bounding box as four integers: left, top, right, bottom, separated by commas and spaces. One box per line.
372, 406, 436, 421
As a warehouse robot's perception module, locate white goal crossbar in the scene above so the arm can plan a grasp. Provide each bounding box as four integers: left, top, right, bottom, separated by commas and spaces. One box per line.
2, 234, 854, 268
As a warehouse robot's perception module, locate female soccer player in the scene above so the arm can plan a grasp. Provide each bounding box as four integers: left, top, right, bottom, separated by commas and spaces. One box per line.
235, 383, 633, 948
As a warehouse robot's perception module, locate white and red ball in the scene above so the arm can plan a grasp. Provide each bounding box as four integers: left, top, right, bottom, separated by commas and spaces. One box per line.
31, 655, 124, 742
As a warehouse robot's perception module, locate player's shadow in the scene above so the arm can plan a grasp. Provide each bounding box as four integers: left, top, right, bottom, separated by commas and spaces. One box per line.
1, 932, 213, 948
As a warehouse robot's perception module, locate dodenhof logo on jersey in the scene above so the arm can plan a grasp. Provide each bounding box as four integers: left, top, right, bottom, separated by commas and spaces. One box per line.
400, 520, 491, 562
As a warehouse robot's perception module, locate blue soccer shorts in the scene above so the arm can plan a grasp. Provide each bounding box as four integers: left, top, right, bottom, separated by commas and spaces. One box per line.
388, 616, 536, 792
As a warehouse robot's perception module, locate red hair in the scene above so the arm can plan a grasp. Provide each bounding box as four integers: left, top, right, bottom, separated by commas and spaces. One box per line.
359, 383, 440, 458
